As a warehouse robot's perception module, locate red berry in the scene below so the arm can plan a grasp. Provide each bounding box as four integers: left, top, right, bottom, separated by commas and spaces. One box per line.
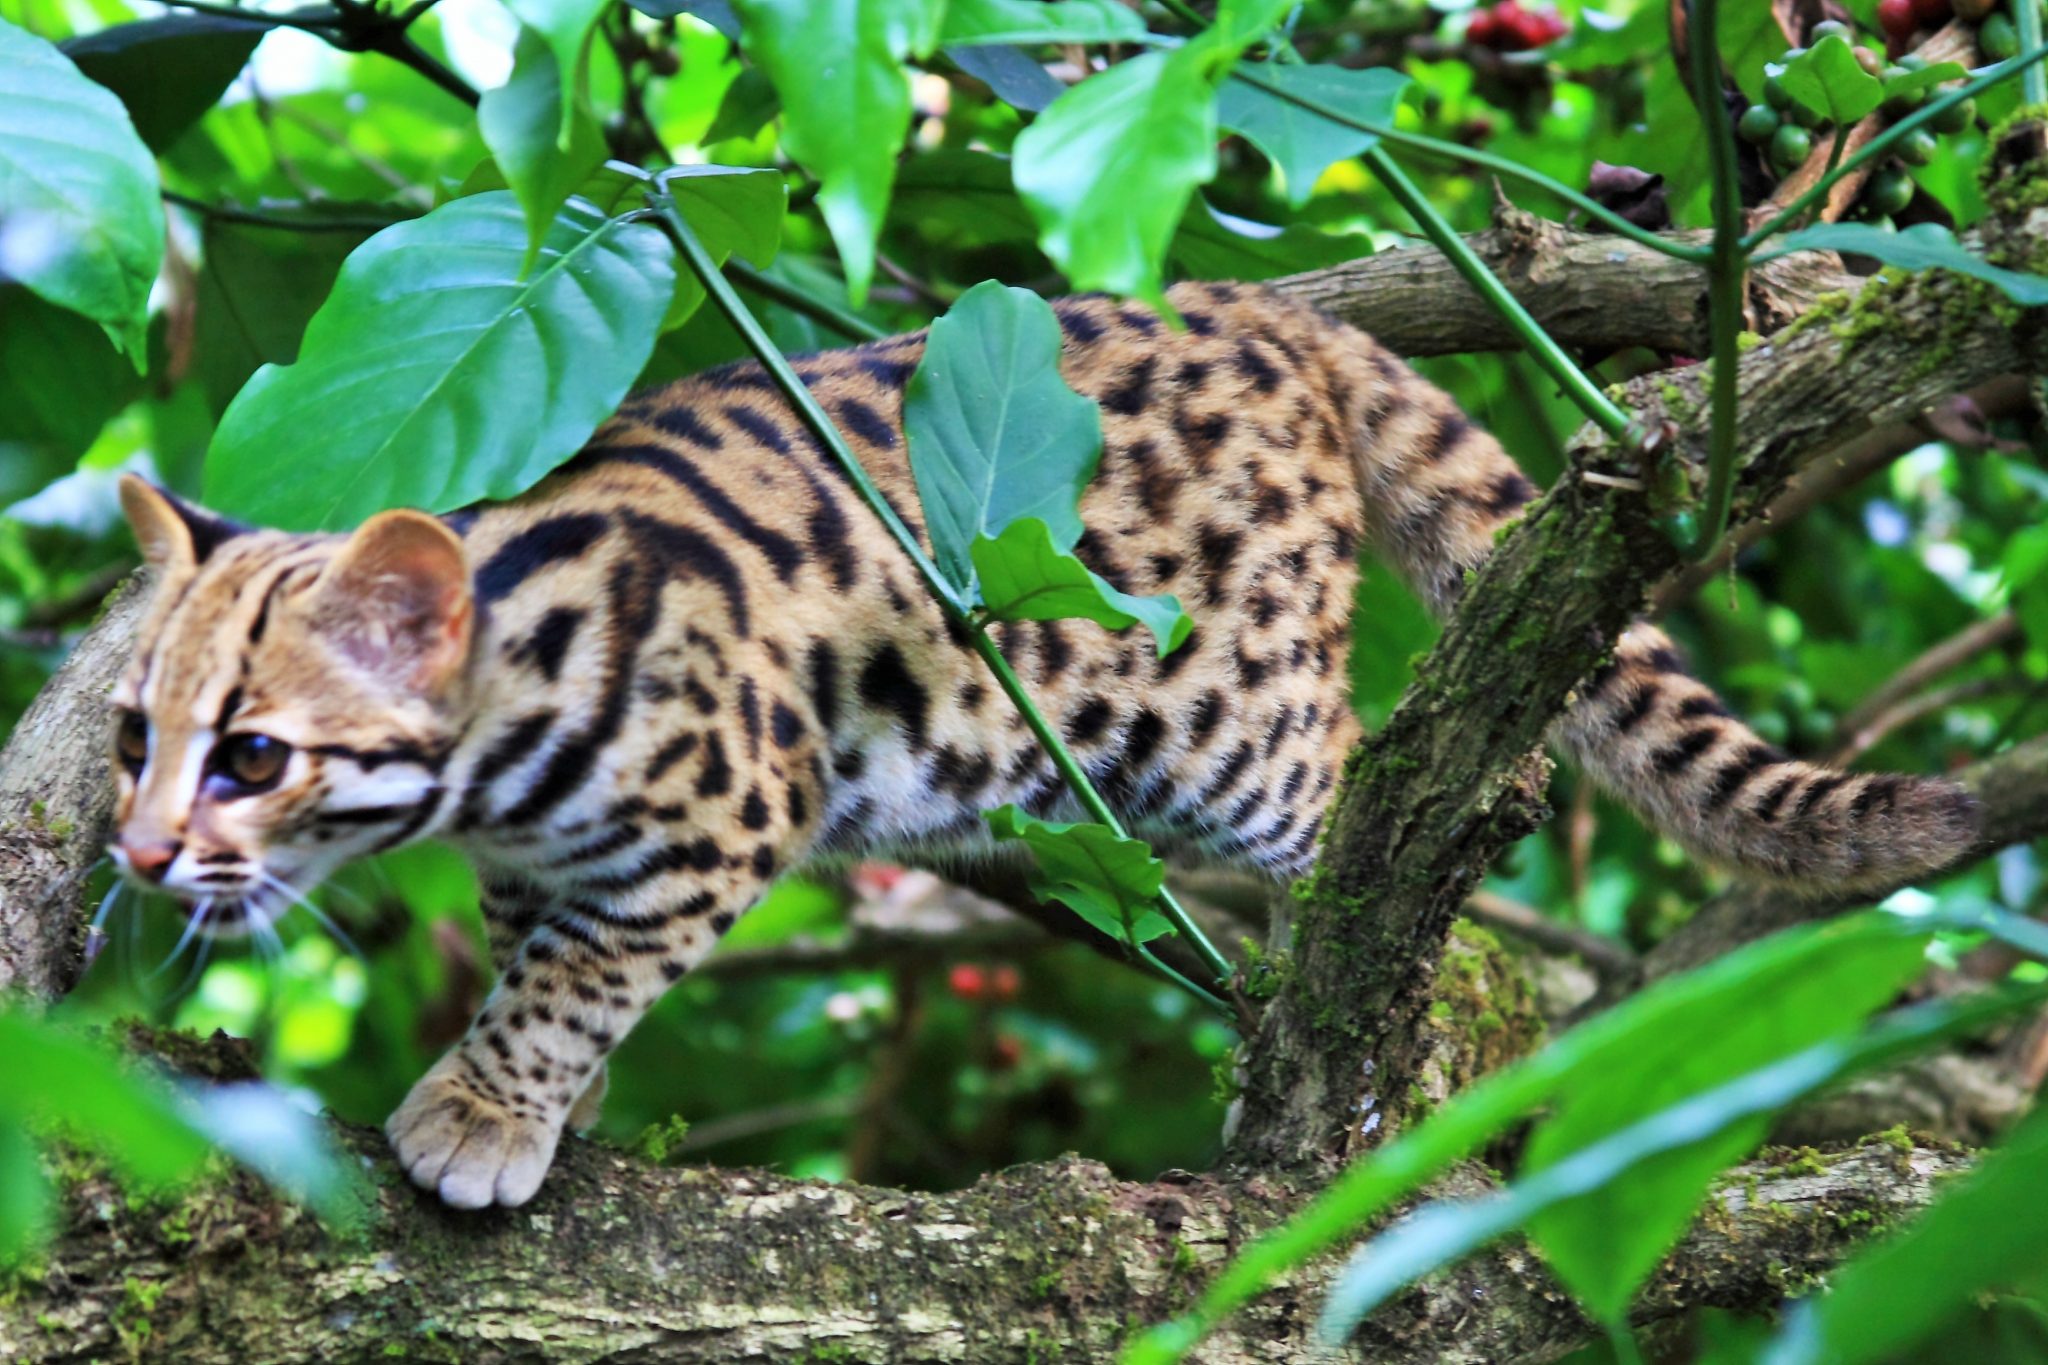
948, 964, 987, 1001
1877, 0, 1918, 41
1536, 13, 1569, 41
1910, 0, 1952, 23
1466, 9, 1499, 45
991, 1035, 1023, 1070
990, 965, 1021, 1002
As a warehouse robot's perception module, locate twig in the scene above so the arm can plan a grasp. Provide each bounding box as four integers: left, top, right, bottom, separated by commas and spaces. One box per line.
1465, 890, 1638, 979
161, 190, 401, 233
1824, 676, 2027, 768
1829, 612, 2021, 755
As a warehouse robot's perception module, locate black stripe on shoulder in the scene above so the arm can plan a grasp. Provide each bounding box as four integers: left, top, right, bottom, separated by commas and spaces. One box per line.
646, 406, 725, 449
621, 510, 752, 637
475, 513, 611, 605
600, 443, 803, 582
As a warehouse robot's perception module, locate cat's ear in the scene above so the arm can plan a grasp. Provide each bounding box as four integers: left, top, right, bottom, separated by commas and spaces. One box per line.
119, 475, 247, 572
313, 510, 474, 696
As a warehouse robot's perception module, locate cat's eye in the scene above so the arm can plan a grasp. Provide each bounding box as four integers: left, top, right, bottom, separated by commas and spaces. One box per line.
114, 710, 148, 774
209, 733, 291, 793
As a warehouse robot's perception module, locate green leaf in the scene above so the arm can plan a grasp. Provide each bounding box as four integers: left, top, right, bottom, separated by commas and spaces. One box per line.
204, 192, 675, 530
1881, 59, 1968, 100
1011, 48, 1217, 302
659, 164, 787, 331
703, 65, 780, 143
1170, 197, 1369, 281
939, 0, 1145, 46
903, 279, 1102, 602
190, 207, 393, 419
731, 0, 945, 303
1758, 222, 2048, 305
1319, 989, 2048, 1344
945, 44, 1063, 112
0, 1013, 212, 1189
1718, 6, 1792, 103
1520, 918, 1933, 1321
0, 1122, 49, 1266
499, 0, 608, 144
1124, 909, 1953, 1365
1775, 34, 1883, 125
1758, 1077, 2048, 1364
971, 518, 1193, 657
478, 28, 609, 265
1216, 61, 1411, 206
984, 805, 1173, 945
0, 283, 143, 466
0, 16, 164, 361
61, 13, 266, 154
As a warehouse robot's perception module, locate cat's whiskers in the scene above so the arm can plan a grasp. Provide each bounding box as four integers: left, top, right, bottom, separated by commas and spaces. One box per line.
149, 895, 215, 982
255, 869, 366, 963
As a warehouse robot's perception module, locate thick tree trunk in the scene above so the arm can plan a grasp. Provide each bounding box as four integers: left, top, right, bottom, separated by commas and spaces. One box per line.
3, 123, 2046, 1363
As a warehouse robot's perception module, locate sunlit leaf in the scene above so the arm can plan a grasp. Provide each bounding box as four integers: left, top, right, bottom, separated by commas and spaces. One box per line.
730, 0, 945, 302
0, 1014, 212, 1188
0, 1122, 50, 1265
939, 0, 1145, 46
971, 517, 1192, 657
985, 805, 1173, 945
205, 193, 675, 529
0, 15, 163, 360
478, 28, 609, 264
499, 0, 608, 143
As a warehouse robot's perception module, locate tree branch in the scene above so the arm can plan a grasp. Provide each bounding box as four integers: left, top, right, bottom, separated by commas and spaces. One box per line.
0, 1027, 1974, 1364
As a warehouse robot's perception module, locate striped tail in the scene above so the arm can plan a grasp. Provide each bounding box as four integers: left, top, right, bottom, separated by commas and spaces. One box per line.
1350, 349, 1981, 894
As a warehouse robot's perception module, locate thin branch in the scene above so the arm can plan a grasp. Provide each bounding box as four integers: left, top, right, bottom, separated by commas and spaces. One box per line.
161, 190, 401, 233
1465, 890, 1639, 980
1825, 676, 2028, 768
1829, 612, 2022, 757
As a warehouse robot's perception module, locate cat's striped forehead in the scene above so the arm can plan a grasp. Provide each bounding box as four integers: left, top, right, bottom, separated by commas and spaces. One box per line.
123, 533, 338, 732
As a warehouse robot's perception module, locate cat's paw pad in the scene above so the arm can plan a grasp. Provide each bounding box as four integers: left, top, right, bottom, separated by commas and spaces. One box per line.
386, 1068, 559, 1210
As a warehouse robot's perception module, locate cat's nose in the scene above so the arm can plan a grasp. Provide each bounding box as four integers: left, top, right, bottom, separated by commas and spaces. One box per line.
121, 839, 182, 883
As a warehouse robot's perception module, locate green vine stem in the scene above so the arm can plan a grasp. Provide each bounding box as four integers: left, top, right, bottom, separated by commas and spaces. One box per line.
1224, 67, 1712, 263
724, 260, 888, 343
1671, 0, 1747, 561
1744, 44, 2048, 249
640, 184, 1237, 1013
1359, 144, 1638, 444
2020, 0, 2046, 106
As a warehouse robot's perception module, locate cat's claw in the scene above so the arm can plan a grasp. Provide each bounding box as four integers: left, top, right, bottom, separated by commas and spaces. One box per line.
386, 1067, 559, 1210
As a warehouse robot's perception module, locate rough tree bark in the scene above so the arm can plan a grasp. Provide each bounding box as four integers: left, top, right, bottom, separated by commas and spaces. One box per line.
2, 126, 2045, 1362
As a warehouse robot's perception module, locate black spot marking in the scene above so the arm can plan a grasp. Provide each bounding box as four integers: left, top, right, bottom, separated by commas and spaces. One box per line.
836, 396, 899, 450
739, 787, 770, 830
1233, 339, 1280, 393
770, 701, 804, 748
859, 643, 929, 748
646, 732, 699, 783
1067, 698, 1113, 745
510, 607, 584, 682
1103, 356, 1157, 416
647, 406, 724, 449
696, 732, 733, 797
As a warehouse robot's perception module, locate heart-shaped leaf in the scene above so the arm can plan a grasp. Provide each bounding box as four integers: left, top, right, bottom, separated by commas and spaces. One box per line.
1775, 34, 1883, 125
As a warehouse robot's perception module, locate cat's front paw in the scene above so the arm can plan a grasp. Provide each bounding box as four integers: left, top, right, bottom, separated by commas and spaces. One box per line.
386, 1063, 561, 1209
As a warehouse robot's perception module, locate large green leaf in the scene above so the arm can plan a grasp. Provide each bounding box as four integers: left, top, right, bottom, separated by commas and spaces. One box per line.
1216, 61, 1411, 206
499, 0, 608, 143
478, 27, 609, 264
903, 280, 1102, 602
939, 0, 1145, 46
971, 517, 1192, 658
1123, 909, 1957, 1364
1011, 48, 1217, 302
1757, 1090, 2048, 1365
1520, 920, 1933, 1321
731, 0, 944, 303
61, 13, 266, 154
985, 805, 1173, 946
204, 192, 675, 530
0, 16, 163, 360
1758, 223, 2048, 305
1319, 989, 2048, 1344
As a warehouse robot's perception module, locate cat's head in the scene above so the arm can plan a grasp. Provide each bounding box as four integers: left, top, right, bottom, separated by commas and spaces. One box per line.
109, 477, 475, 935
